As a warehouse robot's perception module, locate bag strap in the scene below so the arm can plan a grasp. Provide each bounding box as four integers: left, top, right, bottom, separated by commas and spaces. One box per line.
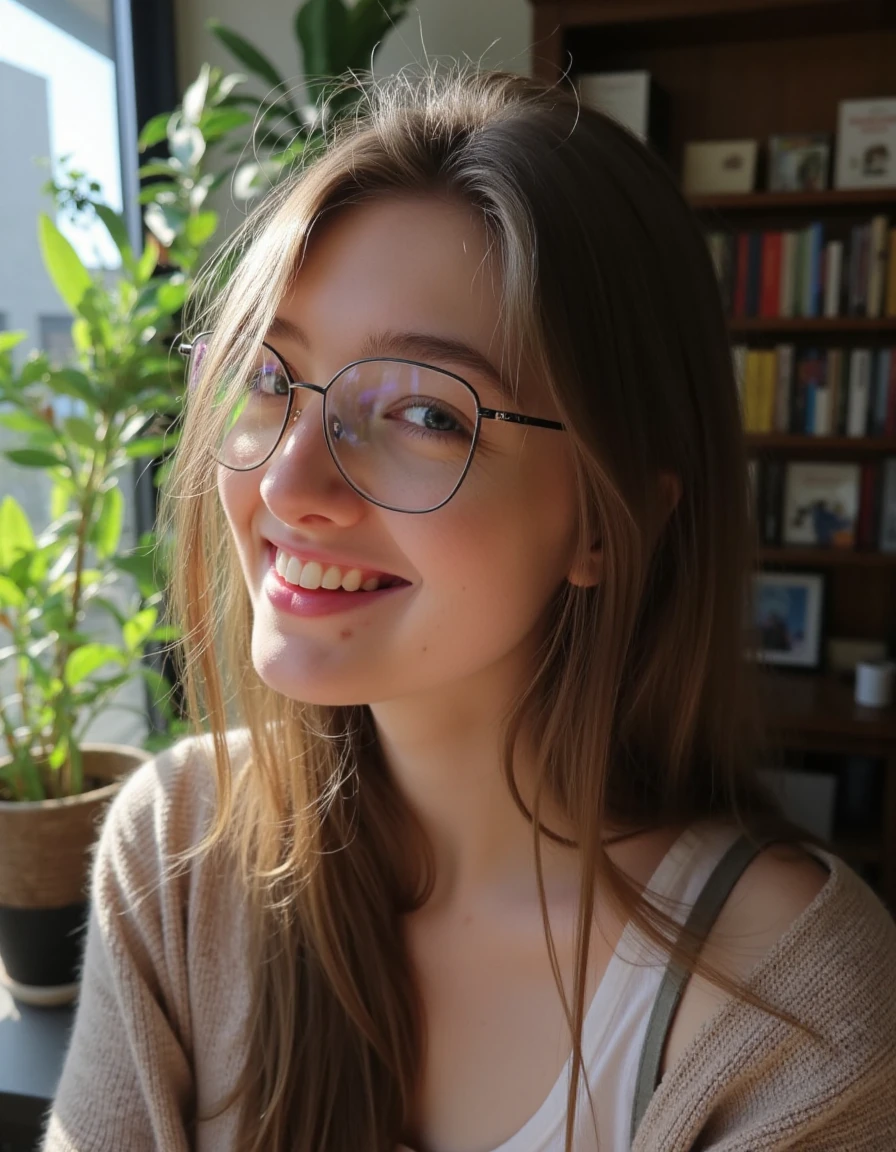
629, 831, 775, 1145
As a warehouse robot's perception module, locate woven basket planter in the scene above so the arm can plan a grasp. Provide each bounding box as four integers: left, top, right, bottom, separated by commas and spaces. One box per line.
0, 743, 150, 1007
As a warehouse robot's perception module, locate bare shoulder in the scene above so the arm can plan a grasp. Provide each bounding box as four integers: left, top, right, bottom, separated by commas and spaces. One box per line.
660, 840, 831, 1077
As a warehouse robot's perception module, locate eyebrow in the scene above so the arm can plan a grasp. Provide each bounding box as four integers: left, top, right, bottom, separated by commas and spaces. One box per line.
267, 316, 509, 394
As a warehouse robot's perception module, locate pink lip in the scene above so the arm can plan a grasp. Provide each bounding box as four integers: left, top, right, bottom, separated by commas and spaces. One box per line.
262, 544, 409, 618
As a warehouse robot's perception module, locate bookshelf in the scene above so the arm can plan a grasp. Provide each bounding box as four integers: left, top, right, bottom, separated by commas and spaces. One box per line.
530, 0, 896, 906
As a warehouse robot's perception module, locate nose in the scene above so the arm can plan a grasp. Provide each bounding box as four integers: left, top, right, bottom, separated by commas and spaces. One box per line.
259, 392, 365, 529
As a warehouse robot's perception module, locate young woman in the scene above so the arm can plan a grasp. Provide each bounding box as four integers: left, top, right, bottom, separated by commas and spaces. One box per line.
45, 70, 896, 1152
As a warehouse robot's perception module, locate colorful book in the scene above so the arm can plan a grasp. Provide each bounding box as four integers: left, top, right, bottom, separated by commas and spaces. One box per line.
774, 344, 794, 433
760, 232, 782, 317
847, 348, 872, 436
734, 232, 750, 318
746, 231, 763, 317
886, 230, 896, 317
867, 215, 890, 320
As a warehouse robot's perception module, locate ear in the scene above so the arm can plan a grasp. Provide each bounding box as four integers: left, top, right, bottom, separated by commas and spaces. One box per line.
567, 471, 682, 590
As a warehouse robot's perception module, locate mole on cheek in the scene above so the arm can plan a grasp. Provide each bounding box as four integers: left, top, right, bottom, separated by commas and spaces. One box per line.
340, 629, 353, 640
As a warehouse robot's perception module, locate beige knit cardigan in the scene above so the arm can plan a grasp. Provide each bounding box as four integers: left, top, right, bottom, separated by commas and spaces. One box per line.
42, 735, 896, 1150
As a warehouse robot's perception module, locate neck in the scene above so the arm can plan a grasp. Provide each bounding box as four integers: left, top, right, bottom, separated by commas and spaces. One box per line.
370, 663, 583, 912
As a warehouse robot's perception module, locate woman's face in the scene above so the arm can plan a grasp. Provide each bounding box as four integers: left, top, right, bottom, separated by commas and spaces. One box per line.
218, 193, 586, 708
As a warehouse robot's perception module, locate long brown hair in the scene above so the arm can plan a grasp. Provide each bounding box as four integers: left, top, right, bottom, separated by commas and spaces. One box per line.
161, 68, 823, 1151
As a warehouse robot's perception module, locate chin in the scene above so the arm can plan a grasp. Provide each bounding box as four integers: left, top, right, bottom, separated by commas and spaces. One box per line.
249, 629, 377, 708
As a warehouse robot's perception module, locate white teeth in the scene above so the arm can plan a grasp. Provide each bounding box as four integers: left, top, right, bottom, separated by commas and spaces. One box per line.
284, 556, 302, 585
274, 549, 388, 593
298, 561, 323, 590
321, 565, 343, 590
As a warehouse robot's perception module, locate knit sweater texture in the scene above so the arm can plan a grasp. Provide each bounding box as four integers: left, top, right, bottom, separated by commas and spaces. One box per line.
42, 733, 896, 1151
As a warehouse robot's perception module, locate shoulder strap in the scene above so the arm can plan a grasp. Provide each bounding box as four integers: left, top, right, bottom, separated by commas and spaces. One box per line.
629, 831, 775, 1145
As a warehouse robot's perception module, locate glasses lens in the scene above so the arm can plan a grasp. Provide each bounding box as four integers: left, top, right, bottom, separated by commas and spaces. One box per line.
326, 360, 478, 512
206, 341, 292, 470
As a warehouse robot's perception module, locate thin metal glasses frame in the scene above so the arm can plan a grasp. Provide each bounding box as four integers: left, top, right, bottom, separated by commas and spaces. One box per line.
178, 332, 566, 513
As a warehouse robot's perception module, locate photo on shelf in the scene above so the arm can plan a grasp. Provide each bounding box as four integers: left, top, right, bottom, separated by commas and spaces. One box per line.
767, 133, 831, 192
682, 139, 758, 195
782, 461, 861, 548
748, 570, 826, 670
835, 97, 896, 189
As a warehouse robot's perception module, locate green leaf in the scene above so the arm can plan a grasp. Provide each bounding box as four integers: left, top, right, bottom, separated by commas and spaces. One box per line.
0, 331, 26, 353
156, 278, 189, 314
0, 497, 36, 568
124, 434, 170, 459
94, 205, 135, 270
123, 606, 157, 652
183, 212, 217, 248
64, 643, 125, 687
94, 486, 124, 559
296, 0, 351, 80
62, 415, 98, 450
50, 480, 72, 520
208, 18, 290, 93
199, 107, 252, 140
0, 410, 54, 437
0, 574, 25, 608
110, 552, 158, 597
38, 213, 93, 314
49, 368, 97, 405
169, 124, 206, 169
135, 236, 160, 285
4, 448, 63, 468
183, 65, 211, 125
138, 160, 180, 179
140, 665, 176, 719
138, 111, 172, 151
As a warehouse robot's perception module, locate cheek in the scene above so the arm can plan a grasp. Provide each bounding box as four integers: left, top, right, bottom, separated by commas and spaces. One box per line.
217, 467, 259, 573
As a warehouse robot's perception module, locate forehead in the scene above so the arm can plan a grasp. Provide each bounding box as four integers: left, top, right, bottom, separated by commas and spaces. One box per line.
281, 194, 506, 362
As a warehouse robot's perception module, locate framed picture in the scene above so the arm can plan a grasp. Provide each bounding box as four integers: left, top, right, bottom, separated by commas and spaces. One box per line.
767, 133, 831, 192
749, 570, 826, 669
782, 462, 861, 548
835, 98, 896, 190
682, 139, 758, 195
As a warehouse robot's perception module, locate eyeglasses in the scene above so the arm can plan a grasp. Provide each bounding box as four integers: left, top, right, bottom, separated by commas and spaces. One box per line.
178, 332, 565, 514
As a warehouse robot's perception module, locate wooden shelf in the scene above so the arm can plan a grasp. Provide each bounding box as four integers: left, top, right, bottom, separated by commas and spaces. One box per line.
758, 548, 896, 567
728, 317, 896, 334
762, 671, 896, 745
745, 434, 896, 454
690, 189, 896, 212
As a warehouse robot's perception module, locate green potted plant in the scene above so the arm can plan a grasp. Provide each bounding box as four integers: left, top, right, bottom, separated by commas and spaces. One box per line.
0, 203, 184, 1006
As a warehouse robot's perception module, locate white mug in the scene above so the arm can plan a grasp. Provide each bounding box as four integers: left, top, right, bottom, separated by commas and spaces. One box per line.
854, 661, 896, 709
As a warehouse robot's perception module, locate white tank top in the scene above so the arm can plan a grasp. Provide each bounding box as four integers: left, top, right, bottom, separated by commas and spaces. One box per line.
488, 821, 742, 1152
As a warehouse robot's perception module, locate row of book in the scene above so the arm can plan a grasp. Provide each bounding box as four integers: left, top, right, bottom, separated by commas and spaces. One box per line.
706, 216, 896, 320
749, 457, 896, 552
733, 344, 896, 437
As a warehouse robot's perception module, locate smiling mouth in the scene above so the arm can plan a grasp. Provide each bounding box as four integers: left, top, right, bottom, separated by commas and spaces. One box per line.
268, 544, 406, 594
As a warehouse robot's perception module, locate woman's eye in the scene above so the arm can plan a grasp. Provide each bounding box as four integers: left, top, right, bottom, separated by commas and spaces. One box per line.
398, 402, 465, 434
252, 366, 289, 396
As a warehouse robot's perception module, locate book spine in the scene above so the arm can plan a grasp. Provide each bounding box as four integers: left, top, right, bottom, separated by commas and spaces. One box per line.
847, 347, 871, 436
779, 231, 797, 319
827, 347, 843, 436
873, 348, 891, 436
760, 231, 782, 318
731, 343, 747, 416
879, 457, 896, 553
836, 347, 851, 436
848, 225, 862, 315
746, 231, 762, 318
887, 346, 896, 437
792, 351, 809, 433
886, 230, 896, 317
734, 232, 750, 318
762, 459, 784, 546
808, 221, 824, 317
867, 214, 889, 320
823, 240, 843, 318
774, 344, 794, 433
857, 462, 876, 548
794, 229, 807, 317
856, 223, 870, 316
743, 350, 761, 431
